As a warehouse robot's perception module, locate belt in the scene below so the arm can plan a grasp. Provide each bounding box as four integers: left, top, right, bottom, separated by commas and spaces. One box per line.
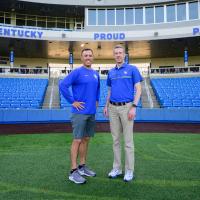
110, 101, 131, 106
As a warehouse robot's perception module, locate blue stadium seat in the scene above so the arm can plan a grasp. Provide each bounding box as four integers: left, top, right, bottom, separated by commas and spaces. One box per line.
0, 78, 48, 109
151, 77, 200, 108
59, 79, 142, 108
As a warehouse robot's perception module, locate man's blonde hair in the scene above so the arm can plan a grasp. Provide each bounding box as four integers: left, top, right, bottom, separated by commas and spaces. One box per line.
113, 45, 125, 53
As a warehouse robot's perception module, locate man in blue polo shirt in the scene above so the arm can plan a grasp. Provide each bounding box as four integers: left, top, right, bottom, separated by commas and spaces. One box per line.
104, 45, 143, 182
59, 48, 100, 184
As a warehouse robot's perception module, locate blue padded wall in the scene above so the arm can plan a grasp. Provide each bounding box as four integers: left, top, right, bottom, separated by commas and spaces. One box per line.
0, 108, 199, 124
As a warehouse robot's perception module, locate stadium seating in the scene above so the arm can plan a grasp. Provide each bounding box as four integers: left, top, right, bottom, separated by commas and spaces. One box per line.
151, 77, 200, 108
60, 79, 142, 109
0, 78, 48, 109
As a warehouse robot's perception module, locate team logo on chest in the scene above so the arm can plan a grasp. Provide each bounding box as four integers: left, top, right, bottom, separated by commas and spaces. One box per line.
124, 71, 127, 74
94, 74, 98, 79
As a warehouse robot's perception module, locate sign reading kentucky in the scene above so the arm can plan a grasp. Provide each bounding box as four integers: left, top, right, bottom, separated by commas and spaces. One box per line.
94, 32, 125, 40
0, 26, 43, 39
0, 24, 197, 41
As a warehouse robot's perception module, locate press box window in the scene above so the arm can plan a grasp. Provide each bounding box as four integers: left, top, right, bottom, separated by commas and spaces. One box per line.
88, 9, 97, 25
97, 9, 105, 25
145, 7, 154, 24
189, 1, 198, 20
155, 6, 164, 23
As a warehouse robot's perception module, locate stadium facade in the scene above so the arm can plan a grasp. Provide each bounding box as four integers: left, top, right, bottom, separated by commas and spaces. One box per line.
0, 0, 200, 67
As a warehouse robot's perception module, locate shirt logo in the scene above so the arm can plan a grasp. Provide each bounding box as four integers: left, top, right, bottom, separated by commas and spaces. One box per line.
94, 74, 98, 79
84, 74, 89, 77
124, 71, 127, 74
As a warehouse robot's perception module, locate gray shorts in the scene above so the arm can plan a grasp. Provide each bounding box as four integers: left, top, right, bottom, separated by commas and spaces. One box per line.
71, 113, 96, 139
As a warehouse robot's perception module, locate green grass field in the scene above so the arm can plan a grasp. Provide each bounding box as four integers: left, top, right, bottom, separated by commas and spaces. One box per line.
0, 133, 200, 200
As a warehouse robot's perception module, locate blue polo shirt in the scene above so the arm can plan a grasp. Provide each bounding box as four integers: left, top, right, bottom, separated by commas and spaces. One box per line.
107, 63, 143, 102
59, 66, 100, 114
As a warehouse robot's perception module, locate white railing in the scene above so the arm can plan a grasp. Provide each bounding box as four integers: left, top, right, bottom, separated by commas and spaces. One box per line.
150, 65, 200, 76
0, 66, 49, 77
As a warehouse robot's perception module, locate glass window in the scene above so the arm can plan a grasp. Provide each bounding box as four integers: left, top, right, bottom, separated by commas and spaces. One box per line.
27, 19, 36, 26
65, 23, 70, 29
135, 7, 143, 24
1, 12, 11, 24
0, 17, 4, 23
107, 9, 115, 25
116, 8, 124, 25
5, 18, 11, 24
98, 9, 105, 25
37, 16, 46, 28
57, 21, 65, 29
56, 17, 65, 29
16, 14, 25, 26
155, 6, 164, 23
16, 19, 25, 26
47, 22, 55, 28
189, 1, 198, 20
167, 5, 176, 22
0, 12, 4, 23
177, 3, 186, 21
88, 9, 96, 25
125, 8, 134, 24
5, 13, 11, 18
27, 16, 36, 26
47, 17, 56, 28
145, 7, 154, 24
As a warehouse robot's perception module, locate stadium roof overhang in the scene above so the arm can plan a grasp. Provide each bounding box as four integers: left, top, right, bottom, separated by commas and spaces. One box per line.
17, 0, 177, 7
0, 36, 200, 60
0, 0, 84, 17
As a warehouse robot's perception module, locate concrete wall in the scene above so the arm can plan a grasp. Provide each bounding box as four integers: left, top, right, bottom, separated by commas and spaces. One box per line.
151, 56, 200, 68
2, 56, 200, 69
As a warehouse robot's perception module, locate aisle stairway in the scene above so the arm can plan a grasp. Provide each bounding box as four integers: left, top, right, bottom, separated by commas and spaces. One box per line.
43, 77, 160, 109
42, 77, 60, 109
141, 77, 160, 108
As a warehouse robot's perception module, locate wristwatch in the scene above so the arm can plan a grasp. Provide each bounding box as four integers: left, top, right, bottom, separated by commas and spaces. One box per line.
132, 103, 137, 108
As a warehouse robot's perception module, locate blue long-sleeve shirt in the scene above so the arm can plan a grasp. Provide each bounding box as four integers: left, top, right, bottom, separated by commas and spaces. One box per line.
59, 66, 100, 114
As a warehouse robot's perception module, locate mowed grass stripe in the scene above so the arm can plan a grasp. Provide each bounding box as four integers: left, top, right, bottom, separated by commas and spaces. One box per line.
0, 133, 200, 200
0, 182, 122, 200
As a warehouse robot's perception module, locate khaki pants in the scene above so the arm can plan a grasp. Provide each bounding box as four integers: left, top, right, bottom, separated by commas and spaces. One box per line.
108, 102, 134, 171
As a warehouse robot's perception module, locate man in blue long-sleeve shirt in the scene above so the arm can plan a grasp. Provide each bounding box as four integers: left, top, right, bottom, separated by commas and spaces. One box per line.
59, 48, 100, 184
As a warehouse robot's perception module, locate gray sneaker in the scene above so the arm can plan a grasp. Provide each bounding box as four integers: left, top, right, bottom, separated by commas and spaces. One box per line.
78, 165, 96, 177
69, 169, 86, 184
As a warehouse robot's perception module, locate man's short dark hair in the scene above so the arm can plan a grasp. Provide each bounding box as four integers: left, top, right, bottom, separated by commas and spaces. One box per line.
81, 48, 93, 56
